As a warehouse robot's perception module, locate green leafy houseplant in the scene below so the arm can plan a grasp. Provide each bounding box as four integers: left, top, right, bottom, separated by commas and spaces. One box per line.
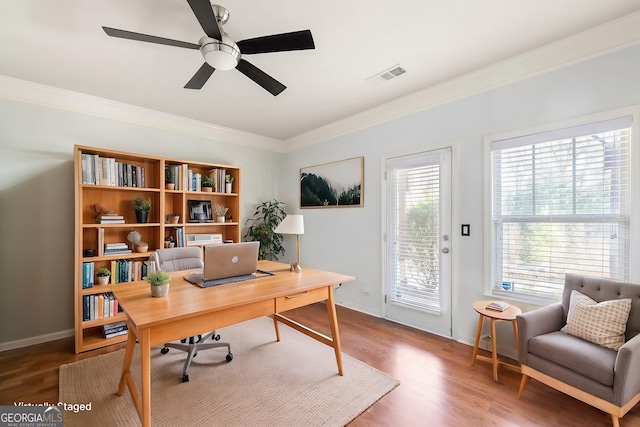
244, 199, 286, 260
133, 197, 151, 223
165, 168, 174, 184
144, 271, 171, 286
133, 197, 151, 212
96, 267, 111, 285
145, 271, 171, 297
202, 175, 215, 188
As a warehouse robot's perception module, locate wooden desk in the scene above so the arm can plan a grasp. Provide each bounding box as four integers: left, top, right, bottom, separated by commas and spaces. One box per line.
470, 300, 522, 381
113, 260, 355, 427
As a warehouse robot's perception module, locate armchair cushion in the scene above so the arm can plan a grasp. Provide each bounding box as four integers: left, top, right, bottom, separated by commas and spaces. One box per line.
529, 331, 617, 385
561, 290, 631, 351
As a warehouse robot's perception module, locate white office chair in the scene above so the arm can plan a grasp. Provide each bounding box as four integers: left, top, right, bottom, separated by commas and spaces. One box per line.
150, 247, 233, 382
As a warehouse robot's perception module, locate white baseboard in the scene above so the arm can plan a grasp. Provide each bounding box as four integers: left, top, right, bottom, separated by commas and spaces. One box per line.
0, 329, 74, 353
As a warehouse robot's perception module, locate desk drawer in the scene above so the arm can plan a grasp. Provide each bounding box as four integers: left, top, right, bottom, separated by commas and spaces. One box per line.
276, 287, 329, 312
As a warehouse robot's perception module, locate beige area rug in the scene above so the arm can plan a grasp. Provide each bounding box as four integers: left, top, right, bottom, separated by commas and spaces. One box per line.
60, 316, 399, 426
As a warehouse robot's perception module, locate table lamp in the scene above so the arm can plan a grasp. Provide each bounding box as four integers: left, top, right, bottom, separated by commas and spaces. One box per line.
275, 214, 304, 272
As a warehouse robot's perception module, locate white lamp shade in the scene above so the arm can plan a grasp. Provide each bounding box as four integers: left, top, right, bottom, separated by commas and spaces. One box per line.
275, 215, 304, 235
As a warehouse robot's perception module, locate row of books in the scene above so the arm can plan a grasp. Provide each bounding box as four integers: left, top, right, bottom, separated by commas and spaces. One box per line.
166, 165, 228, 192
82, 292, 120, 321
81, 153, 146, 188
82, 259, 153, 288
103, 321, 128, 339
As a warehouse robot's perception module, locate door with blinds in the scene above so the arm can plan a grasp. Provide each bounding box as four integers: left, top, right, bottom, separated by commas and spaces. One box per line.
384, 148, 452, 337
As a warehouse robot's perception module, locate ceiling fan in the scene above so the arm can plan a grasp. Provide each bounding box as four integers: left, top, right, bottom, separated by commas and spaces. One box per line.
102, 0, 315, 96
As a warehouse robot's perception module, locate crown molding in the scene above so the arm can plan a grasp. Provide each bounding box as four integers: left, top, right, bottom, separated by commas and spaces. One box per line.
284, 11, 640, 152
0, 75, 285, 152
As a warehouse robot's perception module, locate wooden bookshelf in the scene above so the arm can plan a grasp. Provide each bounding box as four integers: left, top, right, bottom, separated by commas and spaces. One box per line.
73, 145, 241, 353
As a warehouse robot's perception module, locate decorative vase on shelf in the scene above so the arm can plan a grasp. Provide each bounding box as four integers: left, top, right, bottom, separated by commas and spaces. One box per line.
202, 186, 213, 192
97, 275, 110, 285
136, 243, 148, 253
217, 216, 225, 223
225, 182, 232, 193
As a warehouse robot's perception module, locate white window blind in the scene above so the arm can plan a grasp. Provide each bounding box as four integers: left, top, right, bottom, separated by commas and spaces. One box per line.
387, 153, 442, 312
489, 116, 632, 299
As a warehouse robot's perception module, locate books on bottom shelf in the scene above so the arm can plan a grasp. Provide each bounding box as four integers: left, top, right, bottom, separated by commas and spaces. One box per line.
485, 301, 510, 312
82, 292, 121, 321
103, 320, 128, 339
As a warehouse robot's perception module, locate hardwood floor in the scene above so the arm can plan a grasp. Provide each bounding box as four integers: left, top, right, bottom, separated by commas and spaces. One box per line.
1, 304, 639, 426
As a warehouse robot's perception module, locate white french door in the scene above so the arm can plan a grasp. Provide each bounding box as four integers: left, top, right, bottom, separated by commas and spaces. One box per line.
383, 148, 452, 337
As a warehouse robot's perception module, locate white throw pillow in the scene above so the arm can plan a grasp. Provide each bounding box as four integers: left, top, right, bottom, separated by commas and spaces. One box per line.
561, 290, 631, 351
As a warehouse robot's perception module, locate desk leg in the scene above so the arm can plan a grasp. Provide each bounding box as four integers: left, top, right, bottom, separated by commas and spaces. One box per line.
491, 318, 499, 382
471, 314, 484, 366
140, 328, 151, 427
326, 286, 344, 376
273, 316, 281, 342
117, 327, 137, 396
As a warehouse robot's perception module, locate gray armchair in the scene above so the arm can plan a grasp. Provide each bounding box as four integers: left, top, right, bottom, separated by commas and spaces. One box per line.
517, 274, 640, 427
151, 247, 233, 382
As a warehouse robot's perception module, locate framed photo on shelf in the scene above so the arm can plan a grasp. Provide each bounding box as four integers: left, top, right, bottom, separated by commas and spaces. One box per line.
300, 156, 364, 208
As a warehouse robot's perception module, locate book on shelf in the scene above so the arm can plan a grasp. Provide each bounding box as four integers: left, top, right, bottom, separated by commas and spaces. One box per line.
83, 292, 121, 321
80, 153, 145, 188
105, 242, 129, 249
485, 301, 510, 312
103, 320, 128, 338
98, 214, 125, 224
82, 262, 94, 289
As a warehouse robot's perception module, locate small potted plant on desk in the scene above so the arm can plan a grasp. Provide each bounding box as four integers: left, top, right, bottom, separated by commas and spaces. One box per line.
202, 175, 215, 192
133, 197, 151, 223
145, 271, 172, 297
97, 268, 111, 285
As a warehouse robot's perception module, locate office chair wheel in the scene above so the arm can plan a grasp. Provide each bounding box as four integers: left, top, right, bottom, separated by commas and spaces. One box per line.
181, 338, 187, 343
213, 334, 221, 341
182, 374, 189, 383
226, 353, 233, 362
160, 347, 169, 354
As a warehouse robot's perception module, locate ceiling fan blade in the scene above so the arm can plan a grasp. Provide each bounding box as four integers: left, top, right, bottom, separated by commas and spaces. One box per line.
236, 59, 286, 96
184, 63, 215, 89
102, 27, 200, 49
187, 0, 222, 40
237, 30, 315, 54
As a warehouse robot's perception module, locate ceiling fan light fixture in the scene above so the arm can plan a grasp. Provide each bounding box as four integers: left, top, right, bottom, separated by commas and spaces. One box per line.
199, 35, 240, 70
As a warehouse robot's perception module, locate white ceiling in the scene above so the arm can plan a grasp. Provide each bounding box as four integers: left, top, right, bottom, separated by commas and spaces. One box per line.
2, 1, 640, 145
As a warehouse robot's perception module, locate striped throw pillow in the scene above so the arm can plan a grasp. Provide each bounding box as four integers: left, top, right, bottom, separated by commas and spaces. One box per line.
561, 290, 631, 351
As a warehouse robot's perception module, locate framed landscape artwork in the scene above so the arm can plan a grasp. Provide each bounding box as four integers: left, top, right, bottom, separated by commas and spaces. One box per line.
300, 156, 364, 208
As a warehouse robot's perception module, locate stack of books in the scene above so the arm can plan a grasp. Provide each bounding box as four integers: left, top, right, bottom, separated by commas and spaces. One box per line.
486, 301, 510, 312
97, 213, 124, 224
104, 243, 132, 255
103, 321, 128, 339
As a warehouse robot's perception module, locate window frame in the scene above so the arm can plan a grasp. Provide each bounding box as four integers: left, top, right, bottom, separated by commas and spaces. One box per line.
483, 107, 640, 305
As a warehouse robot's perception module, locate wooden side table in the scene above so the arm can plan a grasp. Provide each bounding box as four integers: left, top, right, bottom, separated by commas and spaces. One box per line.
471, 300, 522, 381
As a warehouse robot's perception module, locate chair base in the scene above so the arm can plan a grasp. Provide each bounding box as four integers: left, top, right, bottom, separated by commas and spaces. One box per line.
519, 364, 640, 427
161, 331, 233, 382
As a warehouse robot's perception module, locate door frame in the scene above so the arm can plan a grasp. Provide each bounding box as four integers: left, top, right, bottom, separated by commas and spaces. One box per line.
380, 141, 459, 338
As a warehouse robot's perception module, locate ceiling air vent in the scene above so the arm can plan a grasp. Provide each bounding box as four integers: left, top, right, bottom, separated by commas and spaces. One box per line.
366, 64, 406, 86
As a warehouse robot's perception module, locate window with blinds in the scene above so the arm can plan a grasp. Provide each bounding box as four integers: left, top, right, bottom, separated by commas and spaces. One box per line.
488, 116, 632, 299
387, 153, 442, 312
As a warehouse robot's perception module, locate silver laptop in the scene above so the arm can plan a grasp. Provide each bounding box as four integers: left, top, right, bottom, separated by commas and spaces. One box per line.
185, 241, 259, 288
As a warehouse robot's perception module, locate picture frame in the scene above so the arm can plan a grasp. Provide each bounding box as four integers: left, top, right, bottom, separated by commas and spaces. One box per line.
300, 156, 364, 208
